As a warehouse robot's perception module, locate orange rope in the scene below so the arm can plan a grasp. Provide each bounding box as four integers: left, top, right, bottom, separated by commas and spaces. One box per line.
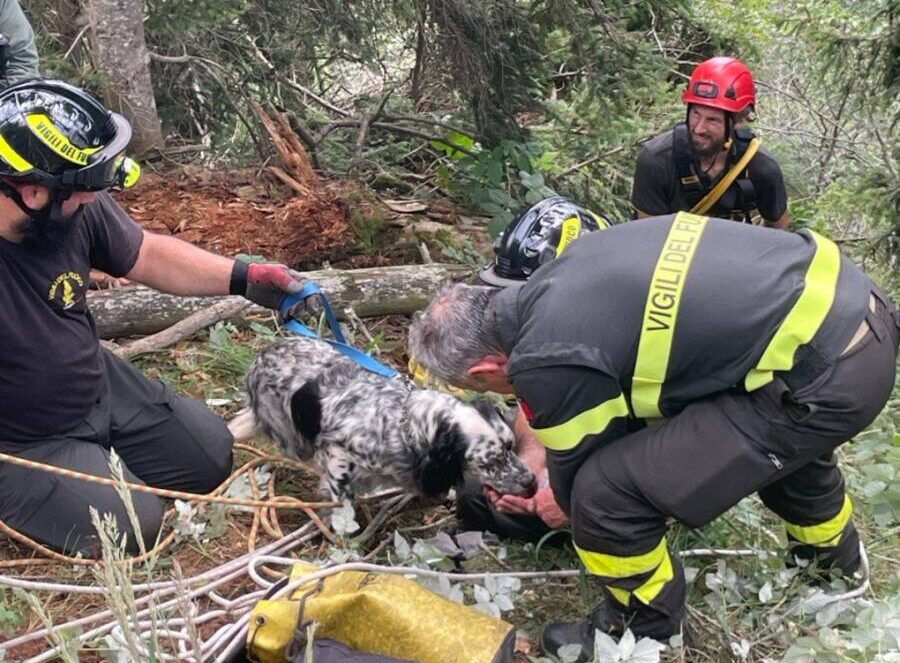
0, 451, 334, 511
0, 445, 335, 565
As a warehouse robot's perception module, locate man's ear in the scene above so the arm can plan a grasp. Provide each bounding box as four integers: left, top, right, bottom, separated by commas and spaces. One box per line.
16, 183, 48, 210
466, 354, 508, 378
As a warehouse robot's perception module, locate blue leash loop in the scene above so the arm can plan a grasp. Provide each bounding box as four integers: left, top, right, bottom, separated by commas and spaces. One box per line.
279, 282, 399, 379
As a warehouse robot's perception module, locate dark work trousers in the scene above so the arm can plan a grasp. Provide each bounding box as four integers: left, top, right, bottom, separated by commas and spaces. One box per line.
569, 289, 900, 640
0, 348, 234, 557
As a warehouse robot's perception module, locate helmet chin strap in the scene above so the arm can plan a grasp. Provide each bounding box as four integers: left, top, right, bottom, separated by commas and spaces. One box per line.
723, 112, 734, 152
0, 181, 72, 226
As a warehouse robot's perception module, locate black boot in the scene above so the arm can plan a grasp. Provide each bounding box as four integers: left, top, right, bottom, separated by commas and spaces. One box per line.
540, 618, 596, 662
540, 601, 622, 662
789, 524, 863, 587
541, 616, 694, 660
541, 595, 691, 661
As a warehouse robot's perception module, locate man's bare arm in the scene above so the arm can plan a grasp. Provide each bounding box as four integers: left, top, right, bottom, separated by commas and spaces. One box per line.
126, 231, 233, 296
513, 408, 548, 475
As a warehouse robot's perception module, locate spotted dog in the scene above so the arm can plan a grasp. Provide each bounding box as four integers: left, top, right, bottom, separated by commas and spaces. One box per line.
242, 336, 536, 503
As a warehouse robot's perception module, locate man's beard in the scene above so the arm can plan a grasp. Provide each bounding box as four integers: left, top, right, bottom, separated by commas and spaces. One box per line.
689, 132, 726, 159
20, 203, 82, 250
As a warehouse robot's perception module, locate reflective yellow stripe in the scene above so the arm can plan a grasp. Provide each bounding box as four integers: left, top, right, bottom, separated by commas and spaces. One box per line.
117, 156, 142, 188
785, 495, 853, 547
633, 547, 674, 605
26, 114, 100, 165
575, 538, 668, 578
631, 212, 709, 417
0, 134, 33, 171
589, 211, 610, 230
607, 586, 631, 607
744, 231, 841, 391
576, 538, 675, 607
532, 394, 630, 451
555, 216, 582, 256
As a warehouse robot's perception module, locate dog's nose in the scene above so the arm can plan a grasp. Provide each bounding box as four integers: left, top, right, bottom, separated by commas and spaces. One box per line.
521, 472, 537, 497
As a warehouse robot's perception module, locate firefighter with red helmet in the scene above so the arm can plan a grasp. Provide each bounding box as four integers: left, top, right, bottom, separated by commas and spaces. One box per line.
631, 57, 790, 229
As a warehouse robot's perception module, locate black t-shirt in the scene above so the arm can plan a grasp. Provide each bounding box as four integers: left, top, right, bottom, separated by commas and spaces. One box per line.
631, 127, 788, 224
0, 192, 144, 440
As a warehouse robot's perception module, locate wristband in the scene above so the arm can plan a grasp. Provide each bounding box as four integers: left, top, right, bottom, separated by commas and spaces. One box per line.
229, 259, 249, 295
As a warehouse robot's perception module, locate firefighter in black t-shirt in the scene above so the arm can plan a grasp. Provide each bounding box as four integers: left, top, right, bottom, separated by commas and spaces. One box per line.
631, 57, 790, 229
0, 80, 312, 557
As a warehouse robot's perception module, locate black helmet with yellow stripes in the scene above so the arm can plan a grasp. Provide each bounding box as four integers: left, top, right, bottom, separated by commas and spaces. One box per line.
0, 79, 140, 192
479, 196, 613, 287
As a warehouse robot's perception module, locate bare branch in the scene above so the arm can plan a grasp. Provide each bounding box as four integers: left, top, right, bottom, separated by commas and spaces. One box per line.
560, 146, 625, 177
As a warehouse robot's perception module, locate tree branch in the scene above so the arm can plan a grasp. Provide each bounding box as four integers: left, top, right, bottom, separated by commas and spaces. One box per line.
314, 120, 477, 157
560, 146, 624, 177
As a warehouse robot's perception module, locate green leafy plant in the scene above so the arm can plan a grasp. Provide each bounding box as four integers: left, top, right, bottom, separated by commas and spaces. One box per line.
348, 209, 387, 253
441, 141, 559, 237
0, 590, 26, 638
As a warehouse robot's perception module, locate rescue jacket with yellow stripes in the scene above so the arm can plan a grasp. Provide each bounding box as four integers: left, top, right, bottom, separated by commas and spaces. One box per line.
492, 213, 871, 511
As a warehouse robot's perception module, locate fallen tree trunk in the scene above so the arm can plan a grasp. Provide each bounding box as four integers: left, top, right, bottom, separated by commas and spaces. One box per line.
88, 263, 473, 339
113, 297, 253, 358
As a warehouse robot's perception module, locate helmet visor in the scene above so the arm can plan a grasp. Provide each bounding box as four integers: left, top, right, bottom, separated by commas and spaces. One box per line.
56, 113, 140, 191
478, 263, 528, 288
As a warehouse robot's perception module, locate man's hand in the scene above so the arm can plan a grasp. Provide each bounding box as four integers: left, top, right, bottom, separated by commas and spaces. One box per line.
230, 260, 310, 311
532, 484, 569, 529
485, 481, 569, 529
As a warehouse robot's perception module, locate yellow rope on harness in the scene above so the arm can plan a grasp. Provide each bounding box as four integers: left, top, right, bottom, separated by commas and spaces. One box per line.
691, 137, 760, 215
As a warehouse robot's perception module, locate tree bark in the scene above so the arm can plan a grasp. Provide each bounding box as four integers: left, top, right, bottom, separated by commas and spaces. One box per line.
86, 0, 164, 154
88, 263, 473, 339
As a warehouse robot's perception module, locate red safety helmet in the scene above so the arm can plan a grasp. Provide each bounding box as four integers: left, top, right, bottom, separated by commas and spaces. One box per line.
682, 57, 756, 114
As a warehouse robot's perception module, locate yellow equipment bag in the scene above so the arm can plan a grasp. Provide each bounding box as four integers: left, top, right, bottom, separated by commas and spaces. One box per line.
247, 562, 515, 663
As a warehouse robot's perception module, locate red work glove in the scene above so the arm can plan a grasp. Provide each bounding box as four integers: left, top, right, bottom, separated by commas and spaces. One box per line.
230, 260, 311, 311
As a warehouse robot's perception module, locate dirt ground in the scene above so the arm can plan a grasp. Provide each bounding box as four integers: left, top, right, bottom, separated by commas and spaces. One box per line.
109, 165, 489, 273
114, 166, 356, 268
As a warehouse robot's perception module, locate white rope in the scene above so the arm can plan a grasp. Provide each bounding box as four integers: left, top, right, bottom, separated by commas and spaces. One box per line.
6, 523, 314, 650
16, 525, 318, 663
0, 521, 316, 595
9, 531, 872, 663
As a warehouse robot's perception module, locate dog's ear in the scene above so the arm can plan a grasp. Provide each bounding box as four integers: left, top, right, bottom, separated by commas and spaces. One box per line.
470, 397, 500, 421
290, 382, 322, 441
414, 418, 468, 498
471, 397, 514, 431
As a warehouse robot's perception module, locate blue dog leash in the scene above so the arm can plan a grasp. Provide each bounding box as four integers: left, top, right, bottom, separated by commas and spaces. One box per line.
279, 282, 399, 379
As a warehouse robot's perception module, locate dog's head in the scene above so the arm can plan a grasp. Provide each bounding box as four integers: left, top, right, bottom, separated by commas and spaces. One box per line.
414, 396, 535, 498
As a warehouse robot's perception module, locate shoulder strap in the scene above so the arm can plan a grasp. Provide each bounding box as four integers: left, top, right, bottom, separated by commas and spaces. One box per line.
279, 283, 399, 379
691, 137, 760, 215
672, 123, 705, 210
